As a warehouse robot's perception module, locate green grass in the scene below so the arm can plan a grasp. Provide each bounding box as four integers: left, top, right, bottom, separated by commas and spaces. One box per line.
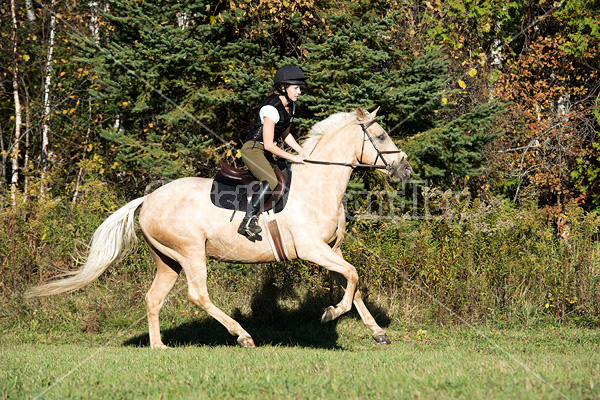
2, 278, 599, 399
2, 316, 599, 400
2, 162, 600, 399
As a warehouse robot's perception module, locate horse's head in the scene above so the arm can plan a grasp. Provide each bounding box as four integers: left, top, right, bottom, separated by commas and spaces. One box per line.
355, 107, 412, 182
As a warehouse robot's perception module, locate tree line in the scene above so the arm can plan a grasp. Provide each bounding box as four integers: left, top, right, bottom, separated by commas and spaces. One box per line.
1, 0, 599, 215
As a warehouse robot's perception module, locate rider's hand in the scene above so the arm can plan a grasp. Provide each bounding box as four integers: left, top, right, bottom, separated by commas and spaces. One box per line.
291, 154, 306, 164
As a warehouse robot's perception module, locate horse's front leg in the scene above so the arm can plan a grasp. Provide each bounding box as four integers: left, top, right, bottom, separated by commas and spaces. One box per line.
299, 243, 358, 322
330, 248, 391, 344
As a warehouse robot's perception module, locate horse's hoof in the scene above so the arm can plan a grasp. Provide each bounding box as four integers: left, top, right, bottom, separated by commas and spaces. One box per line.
321, 306, 336, 323
372, 333, 392, 345
151, 343, 170, 350
237, 335, 256, 349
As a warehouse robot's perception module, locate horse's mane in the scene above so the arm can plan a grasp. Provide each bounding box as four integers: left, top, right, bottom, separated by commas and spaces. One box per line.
300, 112, 358, 157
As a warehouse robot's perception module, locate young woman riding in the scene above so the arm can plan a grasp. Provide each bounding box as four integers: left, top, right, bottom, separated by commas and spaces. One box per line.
237, 65, 307, 239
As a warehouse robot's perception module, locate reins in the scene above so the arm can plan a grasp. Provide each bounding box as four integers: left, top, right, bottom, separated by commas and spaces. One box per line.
304, 159, 389, 169
304, 119, 403, 171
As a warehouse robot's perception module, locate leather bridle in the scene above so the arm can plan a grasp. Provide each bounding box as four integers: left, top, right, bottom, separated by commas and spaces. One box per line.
305, 119, 404, 171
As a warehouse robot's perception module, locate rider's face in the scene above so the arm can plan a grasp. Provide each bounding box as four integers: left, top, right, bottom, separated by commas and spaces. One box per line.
286, 85, 302, 102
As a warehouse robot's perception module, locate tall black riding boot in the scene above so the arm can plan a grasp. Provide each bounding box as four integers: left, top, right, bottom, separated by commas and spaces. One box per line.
238, 180, 271, 239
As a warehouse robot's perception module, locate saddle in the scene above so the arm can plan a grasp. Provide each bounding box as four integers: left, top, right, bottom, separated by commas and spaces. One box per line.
211, 160, 290, 214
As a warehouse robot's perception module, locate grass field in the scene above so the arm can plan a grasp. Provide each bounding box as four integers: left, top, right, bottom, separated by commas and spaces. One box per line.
2, 313, 599, 400
3, 183, 600, 398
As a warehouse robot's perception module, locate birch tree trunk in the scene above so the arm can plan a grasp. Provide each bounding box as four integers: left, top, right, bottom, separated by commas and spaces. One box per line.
489, 9, 505, 101
72, 99, 92, 203
0, 125, 6, 208
72, 1, 102, 203
89, 2, 100, 43
25, 0, 36, 21
10, 0, 22, 207
40, 0, 57, 197
23, 94, 31, 202
490, 17, 504, 70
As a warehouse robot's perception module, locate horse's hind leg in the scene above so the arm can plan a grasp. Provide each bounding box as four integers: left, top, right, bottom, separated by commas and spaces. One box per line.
146, 246, 181, 349
183, 248, 256, 348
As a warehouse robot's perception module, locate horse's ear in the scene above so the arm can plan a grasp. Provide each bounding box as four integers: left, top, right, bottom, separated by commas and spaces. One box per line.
371, 106, 380, 118
356, 106, 368, 121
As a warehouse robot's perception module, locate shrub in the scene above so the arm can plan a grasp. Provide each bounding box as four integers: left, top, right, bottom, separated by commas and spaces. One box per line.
342, 192, 600, 327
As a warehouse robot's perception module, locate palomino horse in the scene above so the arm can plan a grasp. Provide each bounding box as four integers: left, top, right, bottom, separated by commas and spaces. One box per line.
26, 107, 412, 348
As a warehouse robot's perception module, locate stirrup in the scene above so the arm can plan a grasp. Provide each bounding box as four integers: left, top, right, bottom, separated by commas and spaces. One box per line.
238, 215, 262, 237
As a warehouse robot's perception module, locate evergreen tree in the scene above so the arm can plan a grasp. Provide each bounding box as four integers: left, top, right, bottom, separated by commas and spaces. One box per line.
407, 100, 505, 183
76, 0, 222, 190
73, 0, 505, 193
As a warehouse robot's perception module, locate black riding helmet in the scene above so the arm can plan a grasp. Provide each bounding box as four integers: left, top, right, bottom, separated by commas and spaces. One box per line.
274, 65, 306, 104
273, 65, 306, 87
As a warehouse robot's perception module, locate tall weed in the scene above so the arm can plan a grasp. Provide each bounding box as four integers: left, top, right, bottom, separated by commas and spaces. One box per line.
2, 178, 599, 336
0, 173, 155, 333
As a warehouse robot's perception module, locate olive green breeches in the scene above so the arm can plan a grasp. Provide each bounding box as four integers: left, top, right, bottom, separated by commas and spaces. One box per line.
240, 141, 278, 190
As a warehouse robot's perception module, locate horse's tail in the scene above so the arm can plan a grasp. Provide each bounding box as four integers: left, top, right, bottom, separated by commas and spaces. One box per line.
25, 196, 146, 298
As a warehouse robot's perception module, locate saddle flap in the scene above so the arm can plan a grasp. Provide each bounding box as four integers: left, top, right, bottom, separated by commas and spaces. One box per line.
215, 160, 288, 213
261, 167, 286, 213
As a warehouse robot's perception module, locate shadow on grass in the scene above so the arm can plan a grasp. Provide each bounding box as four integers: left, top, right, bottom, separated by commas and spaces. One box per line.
123, 272, 391, 349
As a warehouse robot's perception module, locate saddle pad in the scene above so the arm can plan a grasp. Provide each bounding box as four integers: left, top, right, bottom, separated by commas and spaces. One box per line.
210, 162, 292, 213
